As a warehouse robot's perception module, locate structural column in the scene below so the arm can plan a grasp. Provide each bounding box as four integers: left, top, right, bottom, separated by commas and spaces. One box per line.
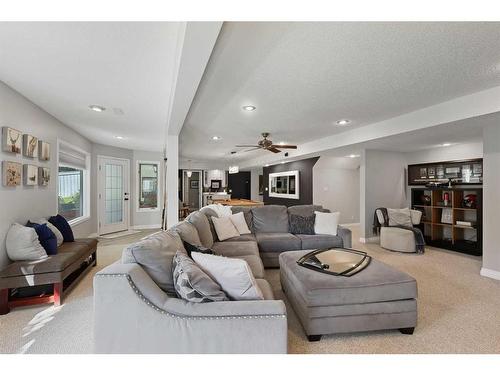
166, 134, 179, 228
481, 123, 500, 280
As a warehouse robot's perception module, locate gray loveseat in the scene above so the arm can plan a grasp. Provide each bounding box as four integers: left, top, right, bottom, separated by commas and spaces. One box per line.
94, 204, 351, 353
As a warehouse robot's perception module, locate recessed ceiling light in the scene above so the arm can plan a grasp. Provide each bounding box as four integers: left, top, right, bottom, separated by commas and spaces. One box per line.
115, 136, 124, 140
264, 164, 270, 167
242, 105, 256, 111
441, 143, 451, 147
347, 154, 360, 158
89, 105, 106, 112
336, 119, 351, 126
212, 136, 221, 141
281, 161, 286, 164
278, 141, 285, 145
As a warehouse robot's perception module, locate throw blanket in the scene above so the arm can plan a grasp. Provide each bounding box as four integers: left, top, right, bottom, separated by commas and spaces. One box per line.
373, 207, 425, 254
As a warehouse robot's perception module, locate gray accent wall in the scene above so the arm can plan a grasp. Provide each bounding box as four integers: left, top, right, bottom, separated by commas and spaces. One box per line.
360, 149, 407, 239
313, 156, 360, 224
0, 81, 94, 270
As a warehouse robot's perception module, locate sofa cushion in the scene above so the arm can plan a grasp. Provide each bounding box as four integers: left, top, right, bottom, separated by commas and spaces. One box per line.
231, 206, 253, 232
191, 252, 264, 301
211, 216, 240, 241
211, 240, 260, 258
172, 252, 228, 303
48, 214, 74, 242
388, 207, 412, 228
314, 211, 340, 235
297, 234, 343, 250
279, 250, 418, 307
171, 221, 202, 246
122, 230, 184, 293
229, 212, 251, 234
288, 204, 325, 217
252, 205, 289, 233
199, 207, 219, 242
255, 232, 302, 253
5, 223, 48, 261
221, 233, 256, 242
186, 211, 214, 248
289, 214, 315, 235
230, 254, 265, 279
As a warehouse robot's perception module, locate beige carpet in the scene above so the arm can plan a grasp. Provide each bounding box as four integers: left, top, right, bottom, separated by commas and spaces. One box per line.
1, 226, 500, 354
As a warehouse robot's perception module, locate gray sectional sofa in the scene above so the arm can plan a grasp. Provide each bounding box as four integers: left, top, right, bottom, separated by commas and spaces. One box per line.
94, 204, 351, 354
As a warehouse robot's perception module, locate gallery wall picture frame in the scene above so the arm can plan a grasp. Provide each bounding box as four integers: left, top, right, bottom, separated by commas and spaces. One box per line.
2, 161, 22, 187
38, 140, 50, 161
38, 167, 50, 186
23, 164, 38, 186
2, 127, 22, 154
23, 134, 39, 158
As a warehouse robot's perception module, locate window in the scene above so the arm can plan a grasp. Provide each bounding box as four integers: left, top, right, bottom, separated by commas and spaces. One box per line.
57, 140, 90, 224
137, 162, 160, 211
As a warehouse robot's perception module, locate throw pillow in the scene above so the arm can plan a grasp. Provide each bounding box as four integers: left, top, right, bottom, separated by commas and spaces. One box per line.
26, 222, 58, 255
388, 207, 413, 228
30, 218, 64, 247
229, 212, 251, 235
5, 223, 48, 261
48, 214, 74, 242
182, 241, 214, 257
191, 252, 264, 301
211, 216, 240, 241
172, 252, 228, 303
314, 211, 340, 236
289, 214, 315, 235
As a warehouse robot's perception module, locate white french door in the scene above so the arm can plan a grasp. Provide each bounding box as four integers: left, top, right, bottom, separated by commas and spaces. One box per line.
98, 156, 130, 235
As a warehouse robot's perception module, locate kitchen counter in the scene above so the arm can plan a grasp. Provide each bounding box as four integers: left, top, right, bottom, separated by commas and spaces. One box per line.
218, 199, 264, 207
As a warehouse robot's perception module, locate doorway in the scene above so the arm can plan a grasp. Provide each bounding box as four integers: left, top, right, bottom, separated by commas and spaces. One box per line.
228, 171, 251, 199
182, 170, 202, 212
97, 156, 130, 235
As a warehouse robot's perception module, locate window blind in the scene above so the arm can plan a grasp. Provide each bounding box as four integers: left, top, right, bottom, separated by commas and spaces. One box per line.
59, 142, 88, 169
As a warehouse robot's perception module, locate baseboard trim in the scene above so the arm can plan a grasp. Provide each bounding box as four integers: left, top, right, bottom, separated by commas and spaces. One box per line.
480, 267, 500, 281
359, 236, 379, 244
132, 224, 162, 230
339, 222, 360, 228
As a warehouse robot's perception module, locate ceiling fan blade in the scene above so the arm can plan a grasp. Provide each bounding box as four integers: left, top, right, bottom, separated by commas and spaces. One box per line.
267, 147, 282, 153
235, 145, 260, 148
274, 145, 297, 149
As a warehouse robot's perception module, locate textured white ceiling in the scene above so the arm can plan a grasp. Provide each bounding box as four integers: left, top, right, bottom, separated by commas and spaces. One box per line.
0, 22, 182, 151
180, 22, 500, 162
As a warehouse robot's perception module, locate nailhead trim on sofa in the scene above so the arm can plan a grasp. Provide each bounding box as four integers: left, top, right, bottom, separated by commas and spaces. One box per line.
96, 273, 286, 321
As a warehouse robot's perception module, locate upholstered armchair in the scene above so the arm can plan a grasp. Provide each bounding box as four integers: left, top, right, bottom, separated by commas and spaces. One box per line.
375, 208, 423, 253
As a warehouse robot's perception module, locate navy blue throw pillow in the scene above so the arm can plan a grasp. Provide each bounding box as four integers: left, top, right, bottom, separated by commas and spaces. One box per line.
48, 214, 74, 242
26, 222, 58, 255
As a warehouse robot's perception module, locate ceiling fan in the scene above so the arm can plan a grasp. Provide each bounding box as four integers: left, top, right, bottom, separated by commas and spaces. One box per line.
235, 132, 297, 154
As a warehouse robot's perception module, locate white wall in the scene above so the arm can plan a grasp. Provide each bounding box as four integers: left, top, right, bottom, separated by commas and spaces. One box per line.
313, 156, 360, 224
250, 168, 263, 202
360, 149, 407, 239
481, 124, 500, 280
0, 81, 93, 269
405, 142, 483, 165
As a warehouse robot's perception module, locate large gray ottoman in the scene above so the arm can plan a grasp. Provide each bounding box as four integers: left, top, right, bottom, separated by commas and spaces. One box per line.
279, 250, 417, 342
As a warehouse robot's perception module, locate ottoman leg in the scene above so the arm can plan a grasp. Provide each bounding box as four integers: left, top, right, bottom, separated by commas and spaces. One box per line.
399, 327, 415, 335
308, 335, 322, 342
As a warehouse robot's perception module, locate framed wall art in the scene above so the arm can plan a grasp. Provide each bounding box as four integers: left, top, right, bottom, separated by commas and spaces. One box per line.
2, 127, 22, 154
23, 164, 38, 185
2, 161, 22, 186
23, 134, 39, 158
38, 140, 50, 161
38, 167, 50, 186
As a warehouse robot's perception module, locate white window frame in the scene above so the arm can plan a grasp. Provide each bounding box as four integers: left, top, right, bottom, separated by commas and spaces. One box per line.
56, 139, 91, 227
136, 160, 161, 213
268, 170, 300, 199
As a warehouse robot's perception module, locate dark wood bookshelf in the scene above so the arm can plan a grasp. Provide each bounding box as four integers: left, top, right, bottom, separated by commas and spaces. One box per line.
411, 187, 482, 256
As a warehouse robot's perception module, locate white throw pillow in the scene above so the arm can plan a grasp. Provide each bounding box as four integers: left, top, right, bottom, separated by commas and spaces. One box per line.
314, 211, 340, 236
211, 216, 240, 241
229, 212, 251, 235
6, 223, 48, 261
388, 207, 413, 228
31, 218, 64, 247
191, 252, 264, 301
204, 204, 232, 218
